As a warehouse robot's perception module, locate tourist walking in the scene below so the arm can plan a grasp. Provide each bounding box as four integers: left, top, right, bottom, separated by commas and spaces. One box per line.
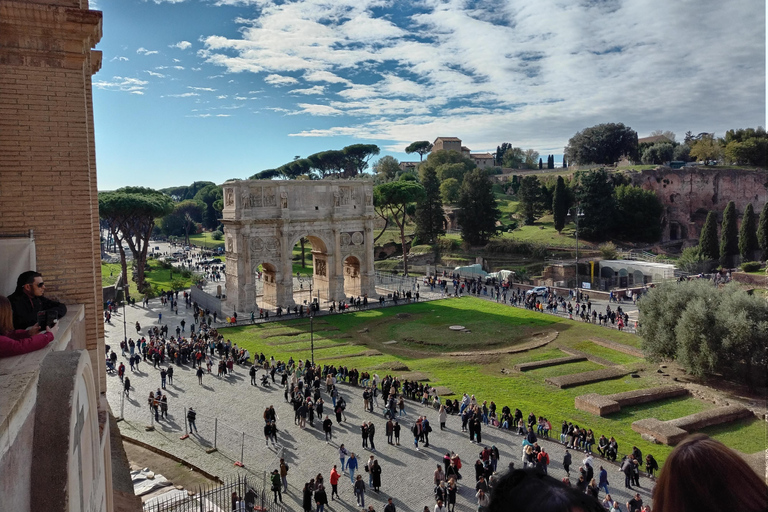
354, 474, 366, 507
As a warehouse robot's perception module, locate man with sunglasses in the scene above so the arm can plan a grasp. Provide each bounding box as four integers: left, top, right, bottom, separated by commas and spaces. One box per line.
8, 271, 67, 330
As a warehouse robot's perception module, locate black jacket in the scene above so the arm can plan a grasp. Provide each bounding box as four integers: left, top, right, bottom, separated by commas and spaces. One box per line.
8, 290, 67, 329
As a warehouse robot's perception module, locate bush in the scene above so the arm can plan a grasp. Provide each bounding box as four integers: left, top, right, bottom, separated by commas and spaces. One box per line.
677, 246, 716, 274
741, 261, 762, 272
598, 242, 618, 260
211, 230, 224, 241
436, 237, 461, 252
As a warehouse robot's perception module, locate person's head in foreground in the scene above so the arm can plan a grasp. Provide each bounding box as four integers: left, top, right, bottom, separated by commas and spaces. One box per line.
652, 433, 767, 512
487, 468, 604, 512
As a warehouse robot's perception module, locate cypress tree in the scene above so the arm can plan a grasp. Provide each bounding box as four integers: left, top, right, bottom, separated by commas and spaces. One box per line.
719, 201, 738, 267
562, 156, 567, 168
699, 211, 719, 261
738, 203, 758, 262
552, 175, 568, 233
549, 155, 555, 169
538, 158, 543, 169
414, 166, 446, 244
757, 202, 768, 261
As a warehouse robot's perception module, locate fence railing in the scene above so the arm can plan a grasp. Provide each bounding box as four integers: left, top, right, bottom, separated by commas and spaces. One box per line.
143, 474, 286, 512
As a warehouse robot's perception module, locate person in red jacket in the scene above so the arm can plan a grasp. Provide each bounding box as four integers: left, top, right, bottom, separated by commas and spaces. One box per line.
329, 465, 340, 500
0, 295, 58, 357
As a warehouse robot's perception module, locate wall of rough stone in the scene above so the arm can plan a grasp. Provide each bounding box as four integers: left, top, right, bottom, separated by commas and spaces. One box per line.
630, 167, 768, 242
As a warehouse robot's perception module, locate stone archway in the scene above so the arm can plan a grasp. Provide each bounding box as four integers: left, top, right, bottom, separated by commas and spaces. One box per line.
222, 180, 377, 312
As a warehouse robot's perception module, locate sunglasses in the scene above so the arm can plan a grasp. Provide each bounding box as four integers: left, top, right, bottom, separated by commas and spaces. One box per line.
37, 282, 45, 288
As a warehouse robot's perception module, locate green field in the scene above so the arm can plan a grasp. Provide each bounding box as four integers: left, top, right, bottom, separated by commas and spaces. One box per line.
188, 232, 225, 249
218, 297, 767, 468
100, 259, 193, 294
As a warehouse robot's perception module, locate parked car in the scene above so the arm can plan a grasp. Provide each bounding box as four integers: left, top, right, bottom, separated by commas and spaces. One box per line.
525, 286, 548, 297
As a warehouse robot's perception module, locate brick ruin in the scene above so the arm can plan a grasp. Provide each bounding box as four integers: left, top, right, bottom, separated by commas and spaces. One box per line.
630, 167, 768, 243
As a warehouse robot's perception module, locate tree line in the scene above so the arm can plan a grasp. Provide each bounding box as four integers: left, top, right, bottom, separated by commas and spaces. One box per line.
563, 123, 767, 167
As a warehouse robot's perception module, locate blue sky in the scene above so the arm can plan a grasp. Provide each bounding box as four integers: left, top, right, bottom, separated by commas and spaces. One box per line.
92, 0, 766, 190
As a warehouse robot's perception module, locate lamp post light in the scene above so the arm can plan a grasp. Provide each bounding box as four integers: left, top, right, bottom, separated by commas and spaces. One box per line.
309, 281, 314, 366
572, 206, 583, 300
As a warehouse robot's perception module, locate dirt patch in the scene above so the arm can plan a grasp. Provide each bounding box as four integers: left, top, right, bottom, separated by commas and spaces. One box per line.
261, 326, 339, 339
397, 371, 430, 381
322, 349, 382, 360
370, 361, 410, 372
123, 441, 217, 489
431, 385, 453, 396
395, 313, 412, 319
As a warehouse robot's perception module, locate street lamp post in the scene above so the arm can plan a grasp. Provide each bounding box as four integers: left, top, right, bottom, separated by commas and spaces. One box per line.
573, 206, 583, 300
309, 282, 314, 366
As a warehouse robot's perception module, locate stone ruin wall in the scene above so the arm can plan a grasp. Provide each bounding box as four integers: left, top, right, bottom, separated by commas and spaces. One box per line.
630, 167, 768, 243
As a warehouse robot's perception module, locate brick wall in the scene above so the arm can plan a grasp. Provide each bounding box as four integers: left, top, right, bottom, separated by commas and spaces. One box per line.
0, 0, 105, 392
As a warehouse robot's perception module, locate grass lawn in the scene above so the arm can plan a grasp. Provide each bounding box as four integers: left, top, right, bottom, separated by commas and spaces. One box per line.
101, 262, 127, 287
142, 259, 193, 292
573, 340, 642, 365
219, 297, 767, 466
189, 232, 224, 249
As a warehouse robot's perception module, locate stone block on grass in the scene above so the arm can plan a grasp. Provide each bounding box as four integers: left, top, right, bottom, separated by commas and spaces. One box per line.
514, 355, 587, 372
545, 367, 627, 388
576, 386, 689, 416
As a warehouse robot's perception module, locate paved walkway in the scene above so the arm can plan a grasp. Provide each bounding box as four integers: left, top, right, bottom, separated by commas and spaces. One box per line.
106, 297, 655, 511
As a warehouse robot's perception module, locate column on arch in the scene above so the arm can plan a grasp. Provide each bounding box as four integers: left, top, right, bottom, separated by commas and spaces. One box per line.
360, 220, 378, 298
275, 230, 294, 309
327, 229, 345, 302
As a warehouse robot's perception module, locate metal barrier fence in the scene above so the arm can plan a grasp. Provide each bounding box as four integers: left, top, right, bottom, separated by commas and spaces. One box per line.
143, 474, 286, 512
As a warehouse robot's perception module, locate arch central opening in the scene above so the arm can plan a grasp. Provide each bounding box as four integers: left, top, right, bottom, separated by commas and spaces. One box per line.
290, 234, 329, 311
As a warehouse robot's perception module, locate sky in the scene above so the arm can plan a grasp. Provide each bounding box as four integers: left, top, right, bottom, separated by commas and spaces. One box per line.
91, 0, 766, 191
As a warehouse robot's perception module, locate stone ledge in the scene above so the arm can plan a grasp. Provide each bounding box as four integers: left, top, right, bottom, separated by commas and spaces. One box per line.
545, 367, 627, 388
0, 304, 84, 461
668, 405, 753, 432
632, 418, 688, 445
575, 386, 688, 416
514, 355, 586, 372
632, 405, 754, 445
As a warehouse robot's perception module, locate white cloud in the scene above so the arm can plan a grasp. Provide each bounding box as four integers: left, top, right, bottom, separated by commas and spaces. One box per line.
136, 47, 159, 55
93, 76, 148, 94
217, 95, 228, 99
110, 56, 129, 62
173, 66, 185, 70
192, 67, 202, 71
166, 92, 200, 98
188, 86, 217, 91
191, 0, 764, 152
234, 96, 248, 100
170, 41, 192, 50
288, 85, 325, 95
145, 70, 166, 78
303, 70, 349, 85
187, 113, 232, 118
264, 74, 299, 86
290, 103, 343, 116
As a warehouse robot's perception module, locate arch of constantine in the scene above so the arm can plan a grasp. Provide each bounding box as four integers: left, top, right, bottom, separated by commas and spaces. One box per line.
221, 180, 378, 312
